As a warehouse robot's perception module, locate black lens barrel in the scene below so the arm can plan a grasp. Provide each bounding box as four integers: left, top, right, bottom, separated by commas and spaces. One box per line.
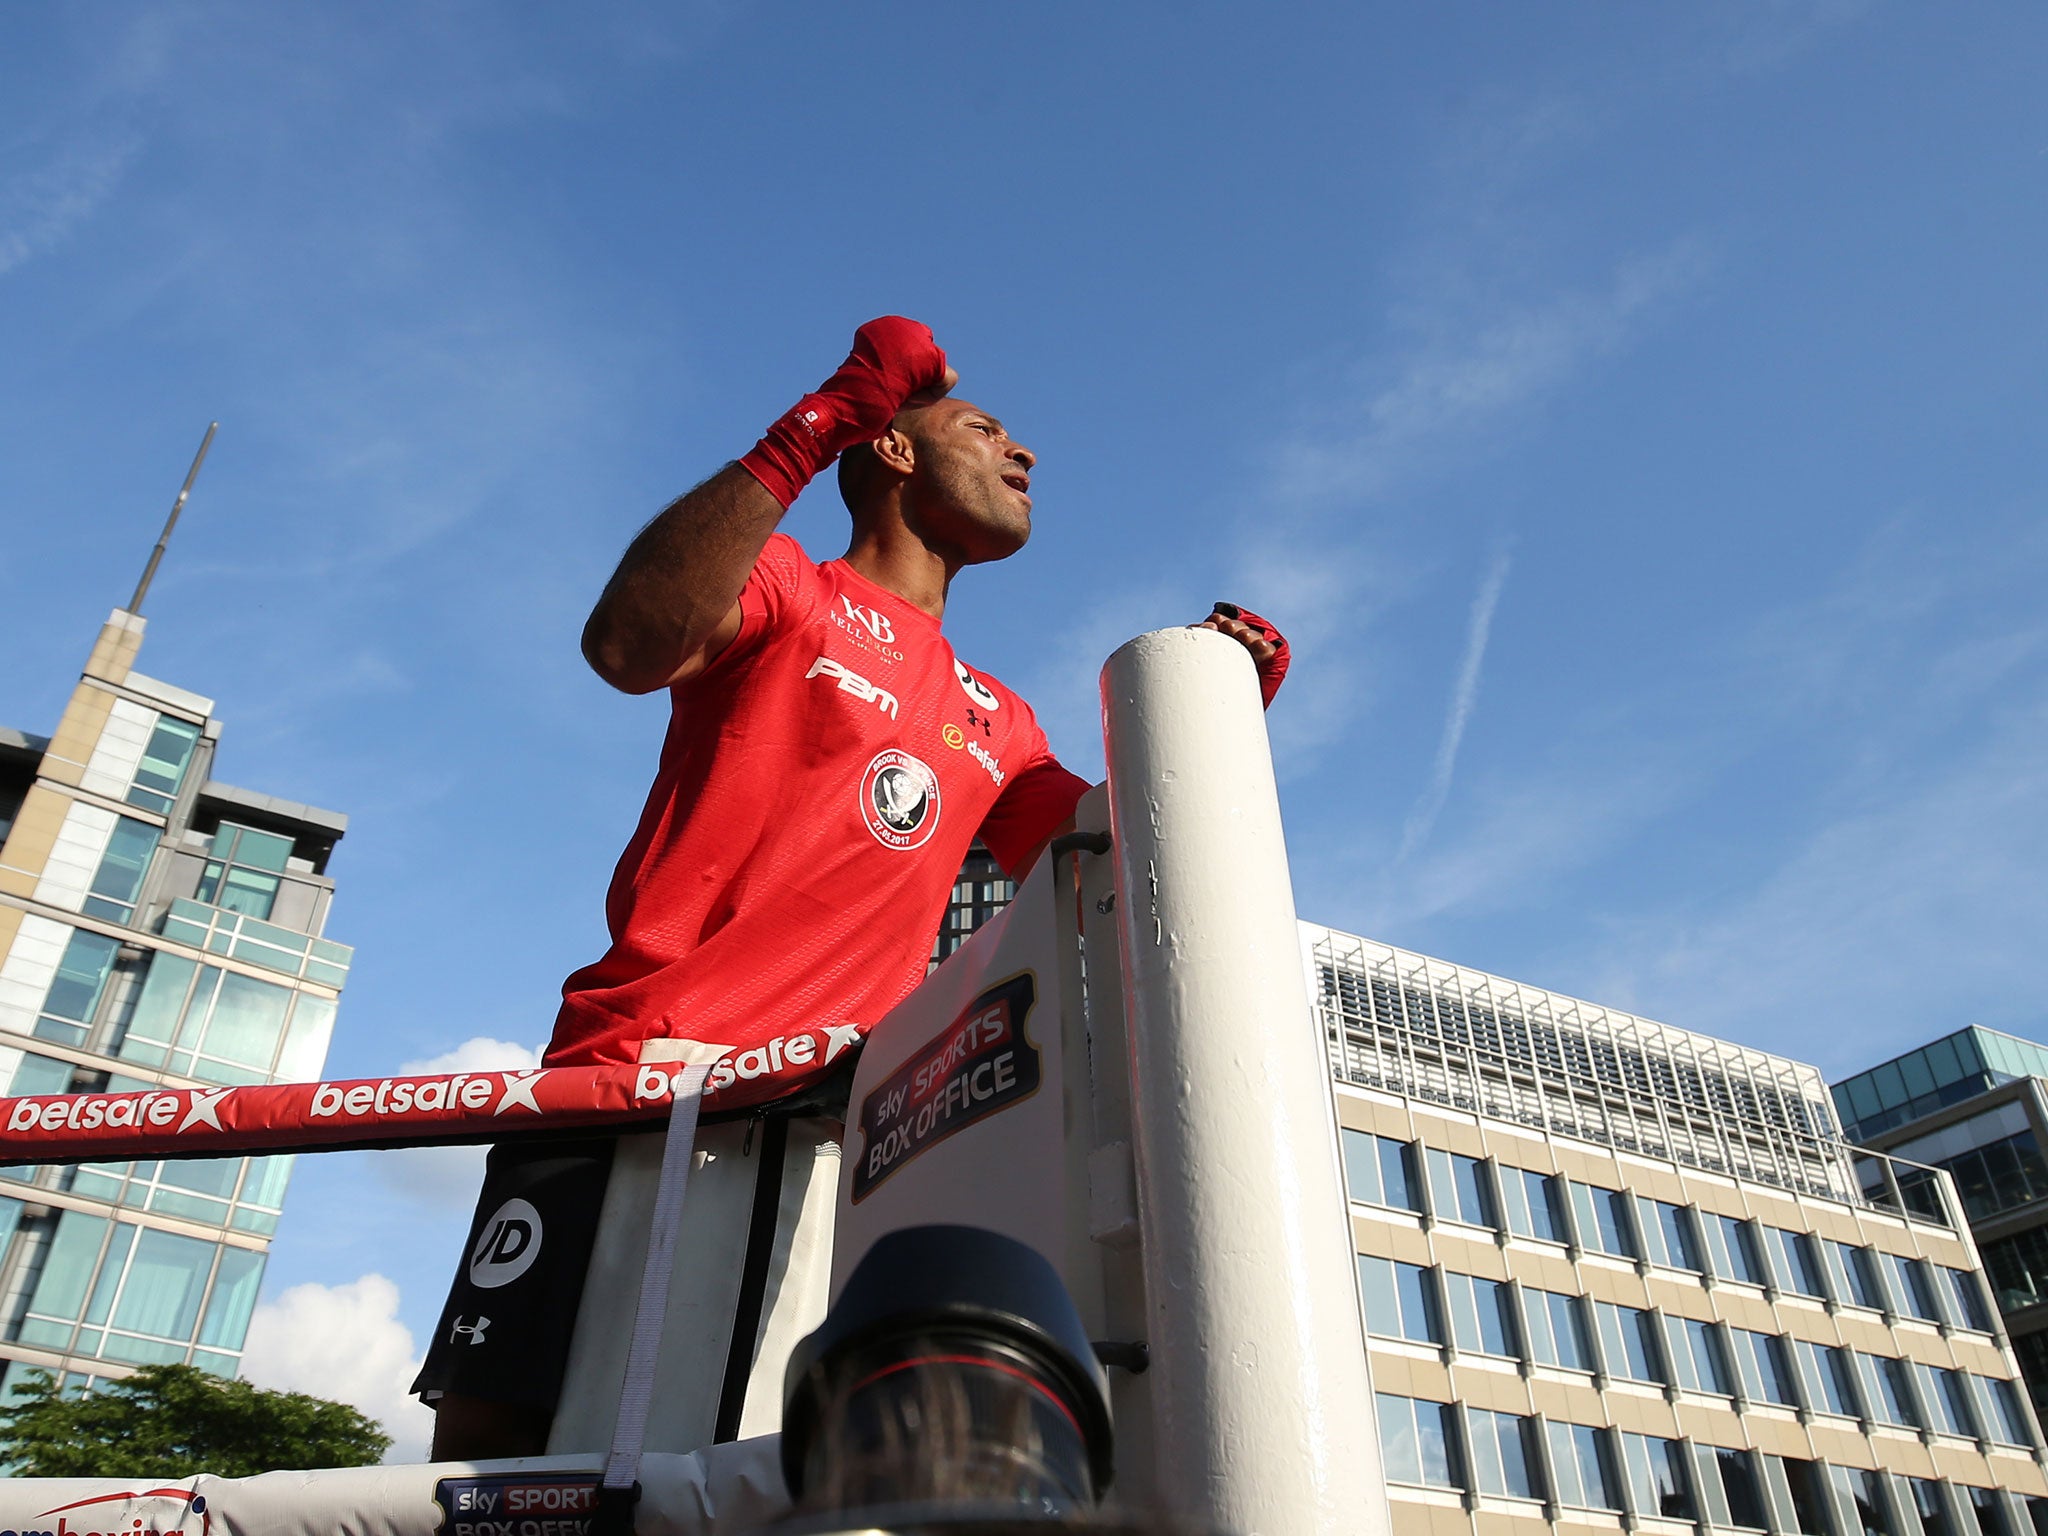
781, 1225, 1116, 1513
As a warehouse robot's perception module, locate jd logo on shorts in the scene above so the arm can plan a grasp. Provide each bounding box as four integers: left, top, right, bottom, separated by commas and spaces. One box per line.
468, 1197, 542, 1288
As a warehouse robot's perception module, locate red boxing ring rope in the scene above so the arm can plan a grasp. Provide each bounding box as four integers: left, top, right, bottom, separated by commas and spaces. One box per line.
0, 1062, 714, 1166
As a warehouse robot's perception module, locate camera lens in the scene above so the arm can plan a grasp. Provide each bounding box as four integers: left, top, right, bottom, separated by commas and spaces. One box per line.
781, 1225, 1115, 1521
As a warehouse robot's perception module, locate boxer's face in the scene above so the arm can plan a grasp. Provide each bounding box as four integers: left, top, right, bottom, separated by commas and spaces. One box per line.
896, 398, 1035, 565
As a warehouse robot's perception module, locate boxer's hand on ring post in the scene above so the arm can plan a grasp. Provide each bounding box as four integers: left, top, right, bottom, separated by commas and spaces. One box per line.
1194, 602, 1291, 707
1196, 608, 1279, 665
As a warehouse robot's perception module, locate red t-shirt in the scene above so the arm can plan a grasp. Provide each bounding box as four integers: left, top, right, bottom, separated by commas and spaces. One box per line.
546, 534, 1089, 1110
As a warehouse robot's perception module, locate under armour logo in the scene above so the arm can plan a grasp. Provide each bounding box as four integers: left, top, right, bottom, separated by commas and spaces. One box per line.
450, 1315, 491, 1346
965, 708, 992, 737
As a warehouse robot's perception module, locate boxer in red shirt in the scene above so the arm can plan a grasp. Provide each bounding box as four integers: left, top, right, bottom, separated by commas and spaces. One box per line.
416, 318, 1287, 1457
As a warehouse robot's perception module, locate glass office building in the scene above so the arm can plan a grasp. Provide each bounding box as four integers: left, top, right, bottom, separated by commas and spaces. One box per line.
1309, 923, 2048, 1536
1835, 1029, 2048, 1432
0, 608, 348, 1398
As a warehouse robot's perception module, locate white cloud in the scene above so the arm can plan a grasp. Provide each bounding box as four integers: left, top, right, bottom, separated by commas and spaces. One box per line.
399, 1036, 544, 1079
1398, 546, 1512, 862
1277, 238, 1713, 510
0, 135, 137, 279
366, 1036, 548, 1213
240, 1274, 434, 1465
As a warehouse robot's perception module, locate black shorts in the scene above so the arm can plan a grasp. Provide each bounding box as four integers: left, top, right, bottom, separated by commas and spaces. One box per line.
412, 1136, 618, 1413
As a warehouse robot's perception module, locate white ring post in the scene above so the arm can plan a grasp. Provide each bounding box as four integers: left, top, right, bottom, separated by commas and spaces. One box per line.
1101, 627, 1387, 1536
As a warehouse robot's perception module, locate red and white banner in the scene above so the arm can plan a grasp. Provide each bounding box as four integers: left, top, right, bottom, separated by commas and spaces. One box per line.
0, 1060, 734, 1166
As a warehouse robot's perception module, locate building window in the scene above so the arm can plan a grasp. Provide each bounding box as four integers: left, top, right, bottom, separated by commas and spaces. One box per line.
1774, 1456, 1834, 1535
1732, 1329, 1797, 1406
1443, 1271, 1517, 1357
1981, 1228, 2048, 1314
35, 929, 121, 1047
126, 717, 200, 817
1571, 1181, 1636, 1259
1921, 1365, 1979, 1437
1425, 1149, 1495, 1228
9, 1209, 265, 1367
2014, 1333, 2048, 1426
1596, 1301, 1663, 1384
82, 817, 158, 923
1832, 1466, 1894, 1536
114, 955, 321, 1085
1546, 1422, 1620, 1511
1766, 1226, 1826, 1297
1640, 1198, 1701, 1271
1864, 1353, 1921, 1427
1797, 1339, 1862, 1417
931, 844, 1015, 962
1501, 1167, 1565, 1242
1467, 1409, 1539, 1499
1340, 1130, 1421, 1213
1358, 1257, 1442, 1345
1706, 1213, 1766, 1285
193, 822, 296, 921
1376, 1394, 1460, 1490
1911, 1481, 1958, 1536
1827, 1239, 1886, 1309
1881, 1252, 1942, 1322
1622, 1433, 1693, 1520
13, 1209, 111, 1348
101, 1227, 216, 1365
1523, 1287, 1594, 1372
65, 1151, 294, 1238
1707, 1446, 1770, 1530
1979, 1374, 2034, 1446
1937, 1130, 2048, 1222
1666, 1316, 1733, 1395
1941, 1266, 1996, 1332
1965, 1485, 2015, 1536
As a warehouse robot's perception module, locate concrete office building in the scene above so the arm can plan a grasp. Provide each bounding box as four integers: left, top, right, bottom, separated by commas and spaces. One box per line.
1307, 923, 2048, 1536
0, 608, 350, 1396
1833, 1030, 2048, 1431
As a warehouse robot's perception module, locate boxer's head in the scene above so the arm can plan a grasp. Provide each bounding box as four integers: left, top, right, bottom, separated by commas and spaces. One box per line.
838, 398, 1035, 566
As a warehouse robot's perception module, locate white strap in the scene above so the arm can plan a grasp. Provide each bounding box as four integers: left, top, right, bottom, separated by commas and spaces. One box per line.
602, 1062, 712, 1497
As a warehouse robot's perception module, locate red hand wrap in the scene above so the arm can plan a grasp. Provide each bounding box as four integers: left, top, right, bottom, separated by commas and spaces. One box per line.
738, 317, 950, 508
1215, 602, 1292, 708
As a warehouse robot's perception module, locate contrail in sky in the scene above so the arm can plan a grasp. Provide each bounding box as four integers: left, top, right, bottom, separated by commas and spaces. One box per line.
1398, 546, 1512, 862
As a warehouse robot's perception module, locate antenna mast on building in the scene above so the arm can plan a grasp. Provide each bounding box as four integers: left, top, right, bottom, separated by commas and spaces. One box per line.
128, 420, 218, 615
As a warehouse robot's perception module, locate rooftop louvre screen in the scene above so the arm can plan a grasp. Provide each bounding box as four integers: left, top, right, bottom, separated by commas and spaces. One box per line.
1313, 931, 1920, 1210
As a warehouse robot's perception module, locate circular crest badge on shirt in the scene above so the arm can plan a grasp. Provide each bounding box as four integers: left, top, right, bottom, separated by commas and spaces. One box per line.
861, 749, 942, 850
953, 658, 1000, 712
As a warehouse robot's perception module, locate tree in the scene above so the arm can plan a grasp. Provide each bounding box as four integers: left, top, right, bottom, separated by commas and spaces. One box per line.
0, 1363, 390, 1478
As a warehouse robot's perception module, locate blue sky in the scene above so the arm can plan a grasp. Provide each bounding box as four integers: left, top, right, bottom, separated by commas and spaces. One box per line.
4, 2, 2045, 1453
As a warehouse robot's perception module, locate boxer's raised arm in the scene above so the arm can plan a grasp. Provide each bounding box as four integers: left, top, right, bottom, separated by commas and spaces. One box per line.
581, 464, 776, 693
581, 318, 954, 695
